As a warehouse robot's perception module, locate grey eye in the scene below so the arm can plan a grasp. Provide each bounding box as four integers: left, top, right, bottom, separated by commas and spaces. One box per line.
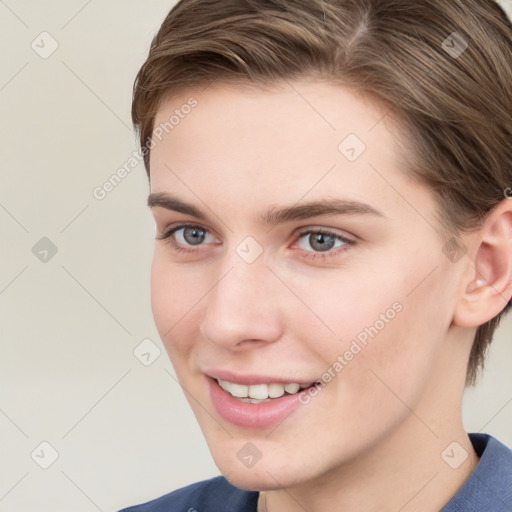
308, 233, 336, 252
177, 226, 208, 245
297, 231, 347, 253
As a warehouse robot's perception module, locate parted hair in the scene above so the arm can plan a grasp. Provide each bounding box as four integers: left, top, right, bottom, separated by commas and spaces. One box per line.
132, 0, 512, 385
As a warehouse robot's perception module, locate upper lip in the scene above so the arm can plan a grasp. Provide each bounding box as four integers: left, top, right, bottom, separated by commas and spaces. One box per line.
205, 369, 318, 386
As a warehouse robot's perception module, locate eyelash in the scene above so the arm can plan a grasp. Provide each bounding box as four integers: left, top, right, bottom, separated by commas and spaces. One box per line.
156, 223, 354, 260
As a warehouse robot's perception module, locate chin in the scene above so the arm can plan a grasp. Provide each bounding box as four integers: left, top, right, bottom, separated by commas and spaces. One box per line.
211, 449, 319, 492
221, 467, 300, 492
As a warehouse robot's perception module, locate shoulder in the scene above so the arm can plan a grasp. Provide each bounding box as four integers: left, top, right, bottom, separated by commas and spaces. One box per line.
442, 433, 512, 512
118, 475, 259, 512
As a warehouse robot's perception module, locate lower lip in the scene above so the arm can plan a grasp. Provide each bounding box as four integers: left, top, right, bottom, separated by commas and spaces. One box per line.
208, 378, 307, 429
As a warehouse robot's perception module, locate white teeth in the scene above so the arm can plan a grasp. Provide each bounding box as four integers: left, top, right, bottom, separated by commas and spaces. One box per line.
268, 383, 285, 398
284, 383, 300, 394
240, 397, 272, 404
217, 379, 311, 400
218, 379, 230, 392
248, 384, 269, 399
229, 383, 249, 398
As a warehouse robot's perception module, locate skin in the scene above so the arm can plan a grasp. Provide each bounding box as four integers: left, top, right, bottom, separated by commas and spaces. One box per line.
147, 80, 512, 512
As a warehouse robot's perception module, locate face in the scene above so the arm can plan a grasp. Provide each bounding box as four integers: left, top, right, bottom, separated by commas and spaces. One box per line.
148, 80, 464, 490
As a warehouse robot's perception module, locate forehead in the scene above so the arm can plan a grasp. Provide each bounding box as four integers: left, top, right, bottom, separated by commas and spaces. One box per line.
152, 79, 397, 157
149, 80, 431, 226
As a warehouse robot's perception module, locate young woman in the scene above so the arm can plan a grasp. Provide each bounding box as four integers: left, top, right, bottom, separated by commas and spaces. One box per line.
120, 1, 512, 510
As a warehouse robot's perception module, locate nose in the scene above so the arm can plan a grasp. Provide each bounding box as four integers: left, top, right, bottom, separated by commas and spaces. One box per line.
199, 254, 284, 351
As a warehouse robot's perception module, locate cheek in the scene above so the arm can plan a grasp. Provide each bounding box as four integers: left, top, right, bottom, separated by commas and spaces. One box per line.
150, 252, 205, 357
341, 276, 451, 413
300, 258, 451, 405
288, 263, 404, 353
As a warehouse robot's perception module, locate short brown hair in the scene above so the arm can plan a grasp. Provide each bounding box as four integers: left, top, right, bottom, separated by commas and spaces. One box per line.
132, 0, 512, 385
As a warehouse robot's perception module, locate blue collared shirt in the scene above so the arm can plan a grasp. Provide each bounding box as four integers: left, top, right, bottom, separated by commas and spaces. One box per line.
441, 433, 512, 511
119, 433, 512, 511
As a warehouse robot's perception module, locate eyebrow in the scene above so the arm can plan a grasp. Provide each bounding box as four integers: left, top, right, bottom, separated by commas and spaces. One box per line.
147, 192, 385, 226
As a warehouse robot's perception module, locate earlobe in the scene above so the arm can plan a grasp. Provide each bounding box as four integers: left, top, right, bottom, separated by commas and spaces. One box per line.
453, 201, 512, 328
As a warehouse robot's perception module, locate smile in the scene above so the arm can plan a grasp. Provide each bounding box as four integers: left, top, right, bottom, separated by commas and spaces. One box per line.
208, 376, 322, 428
216, 379, 317, 403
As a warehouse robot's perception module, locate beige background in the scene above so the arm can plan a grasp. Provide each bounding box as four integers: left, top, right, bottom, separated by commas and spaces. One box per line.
0, 1, 511, 511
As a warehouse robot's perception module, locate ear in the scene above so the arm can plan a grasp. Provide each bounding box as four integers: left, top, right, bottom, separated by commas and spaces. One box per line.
453, 199, 512, 328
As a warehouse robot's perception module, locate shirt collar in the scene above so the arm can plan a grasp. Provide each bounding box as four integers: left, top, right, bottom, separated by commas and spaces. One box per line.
441, 433, 512, 511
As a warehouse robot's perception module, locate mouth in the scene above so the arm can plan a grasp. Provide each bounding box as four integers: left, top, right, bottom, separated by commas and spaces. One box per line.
207, 375, 322, 429
216, 378, 320, 404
